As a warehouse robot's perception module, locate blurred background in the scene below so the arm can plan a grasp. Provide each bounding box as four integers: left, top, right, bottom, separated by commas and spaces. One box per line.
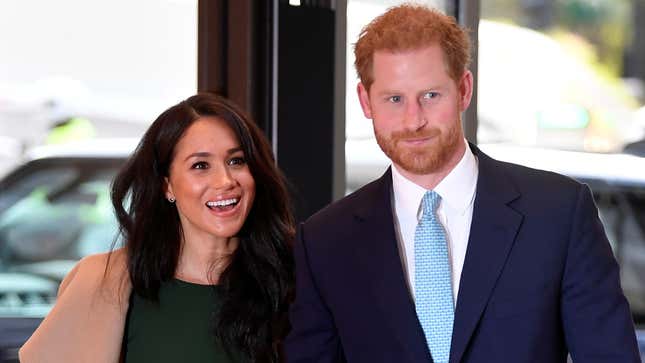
1, 0, 644, 361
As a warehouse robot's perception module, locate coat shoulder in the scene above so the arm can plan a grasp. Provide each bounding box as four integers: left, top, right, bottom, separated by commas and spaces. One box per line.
304, 176, 385, 231
19, 248, 131, 363
486, 154, 584, 198
60, 248, 129, 298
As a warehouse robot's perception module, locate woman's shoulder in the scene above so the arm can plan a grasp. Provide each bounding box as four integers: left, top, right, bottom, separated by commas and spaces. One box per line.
59, 248, 129, 297
19, 248, 132, 363
77, 247, 127, 269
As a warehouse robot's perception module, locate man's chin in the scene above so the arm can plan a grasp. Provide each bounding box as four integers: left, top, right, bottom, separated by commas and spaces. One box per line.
392, 152, 444, 175
398, 162, 442, 175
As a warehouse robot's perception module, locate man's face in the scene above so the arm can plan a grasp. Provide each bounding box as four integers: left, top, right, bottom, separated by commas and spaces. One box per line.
357, 44, 472, 177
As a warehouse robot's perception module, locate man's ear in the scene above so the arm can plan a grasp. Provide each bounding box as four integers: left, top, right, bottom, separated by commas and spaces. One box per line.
458, 70, 473, 111
357, 82, 373, 119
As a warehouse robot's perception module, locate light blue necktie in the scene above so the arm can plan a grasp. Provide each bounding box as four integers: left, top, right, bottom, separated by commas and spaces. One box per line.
414, 191, 454, 363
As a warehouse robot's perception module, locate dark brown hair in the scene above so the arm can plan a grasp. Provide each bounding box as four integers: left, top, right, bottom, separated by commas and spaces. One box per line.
111, 93, 294, 362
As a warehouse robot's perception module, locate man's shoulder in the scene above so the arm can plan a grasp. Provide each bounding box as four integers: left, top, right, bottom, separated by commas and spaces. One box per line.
476, 144, 593, 195
304, 175, 386, 231
482, 151, 583, 195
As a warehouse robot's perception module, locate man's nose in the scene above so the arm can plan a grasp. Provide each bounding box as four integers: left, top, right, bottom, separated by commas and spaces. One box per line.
403, 99, 426, 130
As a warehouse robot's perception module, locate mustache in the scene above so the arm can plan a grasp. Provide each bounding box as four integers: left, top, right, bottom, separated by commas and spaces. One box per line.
390, 128, 440, 141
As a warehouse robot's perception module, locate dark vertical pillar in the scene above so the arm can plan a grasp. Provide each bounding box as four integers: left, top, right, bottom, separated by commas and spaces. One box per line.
333, 0, 347, 201
197, 0, 275, 135
198, 0, 226, 94
457, 0, 480, 144
227, 0, 256, 116
277, 2, 336, 220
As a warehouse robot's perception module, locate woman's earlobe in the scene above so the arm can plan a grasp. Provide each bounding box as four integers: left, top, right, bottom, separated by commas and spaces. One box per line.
163, 177, 174, 202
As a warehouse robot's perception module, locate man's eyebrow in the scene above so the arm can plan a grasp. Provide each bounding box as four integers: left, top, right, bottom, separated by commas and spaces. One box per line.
376, 89, 400, 95
375, 87, 443, 96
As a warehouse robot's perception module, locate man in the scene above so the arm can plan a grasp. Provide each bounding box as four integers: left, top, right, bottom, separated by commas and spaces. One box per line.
285, 4, 640, 363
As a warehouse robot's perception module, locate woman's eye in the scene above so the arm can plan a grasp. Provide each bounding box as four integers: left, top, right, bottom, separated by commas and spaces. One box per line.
228, 156, 246, 166
192, 161, 209, 170
388, 95, 402, 103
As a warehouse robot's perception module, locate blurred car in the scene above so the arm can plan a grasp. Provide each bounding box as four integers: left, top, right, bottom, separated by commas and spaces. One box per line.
346, 138, 645, 359
624, 137, 645, 157
476, 20, 645, 153
0, 138, 137, 362
0, 136, 22, 179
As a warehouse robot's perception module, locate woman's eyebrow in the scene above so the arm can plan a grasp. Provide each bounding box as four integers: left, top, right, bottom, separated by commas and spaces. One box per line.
227, 146, 243, 155
184, 151, 211, 161
183, 147, 243, 161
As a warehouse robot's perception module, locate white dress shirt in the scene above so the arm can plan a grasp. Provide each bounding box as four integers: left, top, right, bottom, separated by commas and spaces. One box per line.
391, 142, 478, 304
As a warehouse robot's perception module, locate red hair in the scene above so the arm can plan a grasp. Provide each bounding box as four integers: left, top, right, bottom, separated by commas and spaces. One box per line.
354, 4, 471, 90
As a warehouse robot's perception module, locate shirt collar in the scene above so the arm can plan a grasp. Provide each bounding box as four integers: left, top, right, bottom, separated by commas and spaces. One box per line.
391, 141, 478, 219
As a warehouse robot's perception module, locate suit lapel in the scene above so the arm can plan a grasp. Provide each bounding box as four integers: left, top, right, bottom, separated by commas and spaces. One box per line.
449, 146, 523, 363
351, 169, 431, 363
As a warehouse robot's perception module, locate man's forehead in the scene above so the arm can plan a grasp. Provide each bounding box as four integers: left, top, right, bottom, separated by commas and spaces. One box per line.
369, 46, 449, 77
372, 44, 444, 59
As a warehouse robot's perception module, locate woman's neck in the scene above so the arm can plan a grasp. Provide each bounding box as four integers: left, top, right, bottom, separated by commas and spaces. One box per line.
175, 235, 239, 285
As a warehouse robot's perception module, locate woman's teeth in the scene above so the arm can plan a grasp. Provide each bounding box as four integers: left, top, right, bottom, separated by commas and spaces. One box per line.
206, 198, 239, 208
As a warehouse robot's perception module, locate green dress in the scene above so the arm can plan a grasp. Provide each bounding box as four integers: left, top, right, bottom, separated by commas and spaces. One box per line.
123, 279, 242, 362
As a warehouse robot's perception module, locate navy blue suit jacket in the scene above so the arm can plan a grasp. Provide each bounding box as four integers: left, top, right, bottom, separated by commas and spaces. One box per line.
286, 145, 640, 362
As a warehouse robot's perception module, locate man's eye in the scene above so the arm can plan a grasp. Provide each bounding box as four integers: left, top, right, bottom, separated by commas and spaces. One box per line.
388, 95, 402, 103
192, 161, 209, 169
228, 156, 246, 166
422, 92, 438, 100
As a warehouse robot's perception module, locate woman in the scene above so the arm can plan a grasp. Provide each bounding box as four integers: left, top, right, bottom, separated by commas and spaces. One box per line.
20, 93, 295, 363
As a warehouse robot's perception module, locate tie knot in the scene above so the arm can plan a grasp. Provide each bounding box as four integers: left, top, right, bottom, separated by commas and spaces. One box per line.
421, 191, 441, 220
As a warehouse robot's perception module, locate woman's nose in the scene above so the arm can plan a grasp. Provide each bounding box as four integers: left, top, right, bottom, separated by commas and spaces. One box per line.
211, 166, 235, 190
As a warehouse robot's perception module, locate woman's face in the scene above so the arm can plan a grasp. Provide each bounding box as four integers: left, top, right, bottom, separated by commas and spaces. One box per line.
165, 116, 256, 242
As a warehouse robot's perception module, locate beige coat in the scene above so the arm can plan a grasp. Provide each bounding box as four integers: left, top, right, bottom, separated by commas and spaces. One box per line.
19, 249, 132, 363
